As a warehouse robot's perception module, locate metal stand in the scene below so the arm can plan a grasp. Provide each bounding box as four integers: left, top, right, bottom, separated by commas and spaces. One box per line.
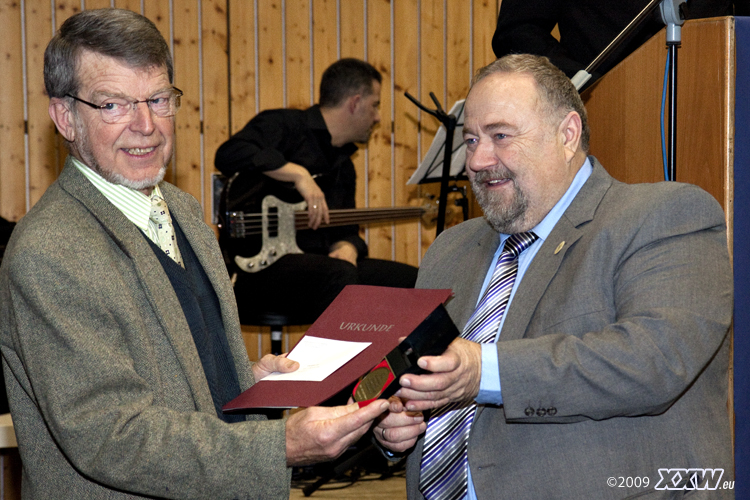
404, 91, 458, 236
570, 0, 685, 181
661, 0, 686, 181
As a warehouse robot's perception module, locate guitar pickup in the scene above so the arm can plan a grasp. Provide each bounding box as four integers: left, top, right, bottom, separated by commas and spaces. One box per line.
228, 211, 246, 238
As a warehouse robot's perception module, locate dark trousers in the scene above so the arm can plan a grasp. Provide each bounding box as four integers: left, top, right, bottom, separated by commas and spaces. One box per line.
233, 253, 419, 323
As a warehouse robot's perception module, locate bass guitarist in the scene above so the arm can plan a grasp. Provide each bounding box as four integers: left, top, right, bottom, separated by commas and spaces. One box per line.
215, 58, 418, 322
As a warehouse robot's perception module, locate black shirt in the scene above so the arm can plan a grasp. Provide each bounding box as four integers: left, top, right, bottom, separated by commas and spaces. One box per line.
214, 105, 367, 258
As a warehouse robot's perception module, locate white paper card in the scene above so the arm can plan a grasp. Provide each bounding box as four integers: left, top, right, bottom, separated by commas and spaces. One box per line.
262, 336, 371, 382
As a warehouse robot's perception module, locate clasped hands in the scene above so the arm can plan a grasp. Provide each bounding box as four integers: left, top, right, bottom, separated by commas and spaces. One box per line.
251, 337, 481, 463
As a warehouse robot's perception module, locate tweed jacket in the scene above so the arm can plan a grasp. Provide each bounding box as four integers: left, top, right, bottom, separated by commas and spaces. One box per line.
406, 158, 734, 499
0, 158, 291, 499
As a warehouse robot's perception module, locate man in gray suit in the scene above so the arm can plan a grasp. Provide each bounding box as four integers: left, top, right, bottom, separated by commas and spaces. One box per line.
0, 8, 388, 500
374, 54, 734, 499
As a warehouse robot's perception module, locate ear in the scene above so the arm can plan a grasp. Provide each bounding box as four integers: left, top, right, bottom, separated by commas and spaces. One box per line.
558, 111, 582, 163
347, 94, 362, 114
49, 98, 77, 142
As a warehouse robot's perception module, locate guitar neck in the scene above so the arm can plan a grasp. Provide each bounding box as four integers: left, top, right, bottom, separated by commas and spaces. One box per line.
294, 207, 424, 230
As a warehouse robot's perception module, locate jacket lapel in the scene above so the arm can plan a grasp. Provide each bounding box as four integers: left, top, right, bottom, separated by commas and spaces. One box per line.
498, 158, 614, 343
56, 159, 217, 411
454, 225, 504, 331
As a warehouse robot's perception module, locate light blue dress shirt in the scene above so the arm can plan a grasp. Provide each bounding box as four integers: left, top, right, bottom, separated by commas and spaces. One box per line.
466, 158, 592, 500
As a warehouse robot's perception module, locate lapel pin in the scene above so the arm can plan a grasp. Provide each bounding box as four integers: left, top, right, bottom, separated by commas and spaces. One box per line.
554, 241, 565, 255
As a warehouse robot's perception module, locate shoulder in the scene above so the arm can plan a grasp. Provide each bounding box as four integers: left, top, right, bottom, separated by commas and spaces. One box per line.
601, 179, 725, 232
422, 218, 496, 268
159, 182, 202, 217
249, 107, 306, 125
1, 184, 109, 287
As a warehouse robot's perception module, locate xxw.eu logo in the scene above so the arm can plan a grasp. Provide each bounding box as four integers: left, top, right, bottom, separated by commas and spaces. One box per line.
654, 469, 734, 490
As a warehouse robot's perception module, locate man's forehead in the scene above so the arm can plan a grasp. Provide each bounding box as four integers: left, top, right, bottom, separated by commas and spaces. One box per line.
465, 73, 542, 120
76, 50, 169, 91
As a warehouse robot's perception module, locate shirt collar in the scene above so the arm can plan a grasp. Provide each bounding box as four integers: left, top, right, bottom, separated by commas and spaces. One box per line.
71, 156, 161, 234
307, 105, 359, 157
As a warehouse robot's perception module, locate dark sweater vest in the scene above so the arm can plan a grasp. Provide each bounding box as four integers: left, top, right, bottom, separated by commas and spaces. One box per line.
146, 220, 243, 423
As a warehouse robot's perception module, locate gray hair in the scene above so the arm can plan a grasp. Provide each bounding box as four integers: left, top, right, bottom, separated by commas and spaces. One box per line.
474, 54, 590, 152
44, 8, 173, 99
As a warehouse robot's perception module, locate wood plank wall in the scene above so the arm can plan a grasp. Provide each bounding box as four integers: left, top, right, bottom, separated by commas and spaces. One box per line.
0, 0, 501, 360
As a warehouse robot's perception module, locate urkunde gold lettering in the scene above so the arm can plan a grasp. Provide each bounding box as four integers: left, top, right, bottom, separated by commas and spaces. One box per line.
339, 322, 394, 332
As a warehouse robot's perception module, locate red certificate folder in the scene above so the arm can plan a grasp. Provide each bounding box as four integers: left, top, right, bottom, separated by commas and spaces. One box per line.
222, 285, 452, 411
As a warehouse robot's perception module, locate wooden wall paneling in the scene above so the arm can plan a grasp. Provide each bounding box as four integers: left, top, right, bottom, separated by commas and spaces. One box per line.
52, 2, 81, 175
226, 1, 261, 358
583, 19, 732, 208
671, 19, 733, 205
340, 0, 364, 59
418, 0, 445, 257
257, 0, 284, 111
84, 1, 114, 12
226, 1, 264, 358
446, 0, 471, 107
202, 0, 229, 223
338, 1, 367, 233
365, 0, 394, 261
172, 2, 202, 200
393, 0, 421, 268
26, 1, 60, 210
285, 0, 312, 110
142, 1, 172, 67
228, 0, 257, 135
473, 0, 499, 72
113, 0, 141, 12
0, 0, 26, 221
255, 0, 285, 356
53, 2, 80, 35
443, 0, 473, 229
284, 0, 315, 352
311, 0, 338, 88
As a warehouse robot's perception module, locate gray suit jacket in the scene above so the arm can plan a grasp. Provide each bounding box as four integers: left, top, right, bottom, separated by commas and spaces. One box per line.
0, 158, 291, 499
406, 159, 734, 499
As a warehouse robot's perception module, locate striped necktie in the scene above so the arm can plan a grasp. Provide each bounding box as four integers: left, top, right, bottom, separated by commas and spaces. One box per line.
150, 194, 184, 268
419, 231, 538, 500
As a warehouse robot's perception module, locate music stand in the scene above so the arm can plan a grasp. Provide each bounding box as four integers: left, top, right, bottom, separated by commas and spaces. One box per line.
405, 93, 467, 235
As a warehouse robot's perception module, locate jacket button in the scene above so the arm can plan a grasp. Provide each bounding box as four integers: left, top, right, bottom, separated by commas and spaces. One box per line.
536, 407, 547, 417
524, 406, 535, 416
547, 407, 557, 416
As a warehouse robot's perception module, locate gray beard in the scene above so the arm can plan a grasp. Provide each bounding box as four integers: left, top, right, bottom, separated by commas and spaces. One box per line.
74, 118, 167, 191
471, 168, 528, 234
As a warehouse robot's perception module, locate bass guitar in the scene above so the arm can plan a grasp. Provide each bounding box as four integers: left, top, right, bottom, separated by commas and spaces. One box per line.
218, 172, 430, 273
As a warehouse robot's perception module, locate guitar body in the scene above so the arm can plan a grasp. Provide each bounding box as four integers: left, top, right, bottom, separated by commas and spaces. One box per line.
218, 172, 309, 272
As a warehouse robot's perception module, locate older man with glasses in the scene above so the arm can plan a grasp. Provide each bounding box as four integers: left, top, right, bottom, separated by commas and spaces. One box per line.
0, 8, 388, 500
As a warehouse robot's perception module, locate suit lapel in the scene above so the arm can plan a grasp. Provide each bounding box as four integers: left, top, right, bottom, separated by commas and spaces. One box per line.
499, 158, 614, 343
454, 224, 503, 331
56, 159, 217, 411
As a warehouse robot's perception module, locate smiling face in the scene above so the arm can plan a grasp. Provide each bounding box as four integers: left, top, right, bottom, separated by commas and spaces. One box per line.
50, 50, 174, 194
463, 72, 583, 234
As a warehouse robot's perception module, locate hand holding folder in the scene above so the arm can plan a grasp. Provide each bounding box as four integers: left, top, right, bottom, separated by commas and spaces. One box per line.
222, 285, 457, 412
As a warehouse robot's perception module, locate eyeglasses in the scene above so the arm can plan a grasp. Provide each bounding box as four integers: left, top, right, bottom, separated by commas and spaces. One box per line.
65, 88, 183, 124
